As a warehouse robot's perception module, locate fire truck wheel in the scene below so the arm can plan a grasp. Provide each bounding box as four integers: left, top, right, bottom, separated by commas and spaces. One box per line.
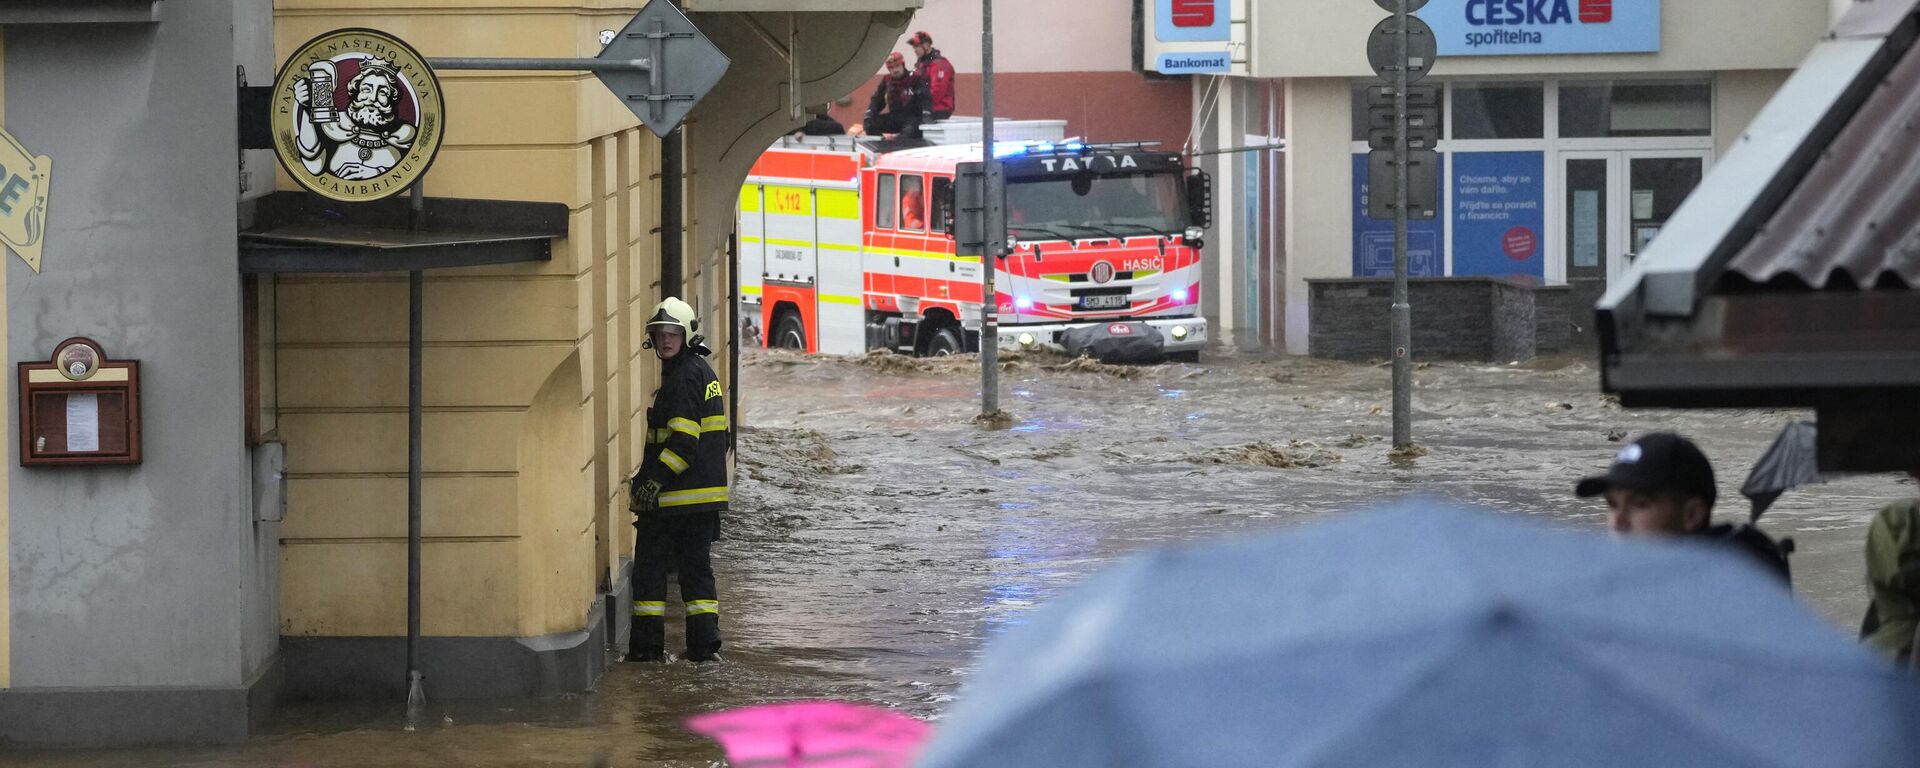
773, 312, 807, 350
924, 326, 965, 357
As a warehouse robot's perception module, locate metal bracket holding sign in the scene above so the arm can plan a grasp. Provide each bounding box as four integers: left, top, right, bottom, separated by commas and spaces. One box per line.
409, 0, 727, 137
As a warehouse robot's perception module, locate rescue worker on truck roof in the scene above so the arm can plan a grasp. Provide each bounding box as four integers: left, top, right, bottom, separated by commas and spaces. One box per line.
629, 297, 731, 663
864, 51, 931, 141
909, 31, 955, 122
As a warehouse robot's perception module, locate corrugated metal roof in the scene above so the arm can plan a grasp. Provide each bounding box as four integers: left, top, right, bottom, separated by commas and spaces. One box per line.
1720, 27, 1920, 291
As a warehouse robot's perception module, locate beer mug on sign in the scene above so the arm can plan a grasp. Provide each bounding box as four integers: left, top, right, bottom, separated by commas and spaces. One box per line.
306, 61, 336, 123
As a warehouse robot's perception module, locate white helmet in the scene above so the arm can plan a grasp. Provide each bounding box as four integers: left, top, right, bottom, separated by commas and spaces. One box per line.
646, 297, 699, 336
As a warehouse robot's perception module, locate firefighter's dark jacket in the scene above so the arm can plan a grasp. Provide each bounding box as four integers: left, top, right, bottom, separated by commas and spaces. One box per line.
637, 348, 729, 516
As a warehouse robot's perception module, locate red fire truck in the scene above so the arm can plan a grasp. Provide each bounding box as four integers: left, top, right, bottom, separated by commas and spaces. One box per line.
739, 128, 1211, 360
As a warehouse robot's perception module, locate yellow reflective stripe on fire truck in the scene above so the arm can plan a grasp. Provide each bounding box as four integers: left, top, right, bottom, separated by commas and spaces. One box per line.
633, 601, 666, 617
660, 449, 689, 474
741, 285, 762, 296
817, 189, 860, 220
660, 487, 730, 507
738, 188, 762, 213
669, 417, 700, 438
821, 294, 862, 305
687, 600, 720, 616
700, 415, 729, 432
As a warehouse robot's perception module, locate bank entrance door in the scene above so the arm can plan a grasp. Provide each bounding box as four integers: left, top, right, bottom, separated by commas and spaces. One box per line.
1560, 150, 1709, 333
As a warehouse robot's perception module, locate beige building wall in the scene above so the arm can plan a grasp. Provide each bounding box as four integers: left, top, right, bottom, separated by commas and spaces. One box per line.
273, 2, 660, 641
1714, 70, 1792, 157
1280, 78, 1354, 354
885, 0, 1133, 73
1277, 69, 1791, 354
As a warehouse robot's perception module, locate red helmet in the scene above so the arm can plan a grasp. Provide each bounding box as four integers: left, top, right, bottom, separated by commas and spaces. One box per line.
908, 31, 933, 47
885, 51, 906, 69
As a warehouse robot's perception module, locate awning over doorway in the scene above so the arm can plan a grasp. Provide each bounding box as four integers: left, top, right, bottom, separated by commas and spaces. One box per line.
239, 191, 568, 274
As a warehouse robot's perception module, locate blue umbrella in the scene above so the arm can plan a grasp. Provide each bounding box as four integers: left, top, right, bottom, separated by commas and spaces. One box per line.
917, 505, 1920, 768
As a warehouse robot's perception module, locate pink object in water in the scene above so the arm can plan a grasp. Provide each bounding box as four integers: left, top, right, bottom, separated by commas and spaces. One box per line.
686, 701, 931, 768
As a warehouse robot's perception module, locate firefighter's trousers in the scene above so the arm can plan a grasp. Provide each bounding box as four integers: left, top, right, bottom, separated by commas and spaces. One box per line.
631, 511, 721, 661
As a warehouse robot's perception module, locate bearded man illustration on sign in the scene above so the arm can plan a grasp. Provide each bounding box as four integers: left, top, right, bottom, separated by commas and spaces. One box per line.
291, 57, 418, 181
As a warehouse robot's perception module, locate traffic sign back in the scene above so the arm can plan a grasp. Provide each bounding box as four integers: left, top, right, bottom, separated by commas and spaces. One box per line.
1366, 149, 1439, 221
1366, 15, 1436, 84
1366, 83, 1440, 107
595, 0, 731, 137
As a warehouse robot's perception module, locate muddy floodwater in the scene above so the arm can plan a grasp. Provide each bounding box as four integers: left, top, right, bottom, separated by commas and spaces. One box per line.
9, 350, 1911, 766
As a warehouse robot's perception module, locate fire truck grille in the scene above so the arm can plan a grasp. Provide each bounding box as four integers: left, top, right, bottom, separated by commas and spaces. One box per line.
1045, 271, 1137, 286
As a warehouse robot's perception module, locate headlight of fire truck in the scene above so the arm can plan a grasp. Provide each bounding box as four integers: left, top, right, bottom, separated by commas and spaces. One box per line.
1017, 332, 1037, 348
1171, 325, 1189, 340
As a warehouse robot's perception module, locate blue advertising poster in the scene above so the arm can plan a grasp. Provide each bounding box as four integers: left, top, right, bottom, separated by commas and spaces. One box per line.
1351, 153, 1444, 278
1452, 152, 1546, 281
1155, 0, 1230, 42
1425, 0, 1659, 56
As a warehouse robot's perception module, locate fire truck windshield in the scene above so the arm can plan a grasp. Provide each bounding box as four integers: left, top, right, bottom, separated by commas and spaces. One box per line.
1006, 170, 1187, 240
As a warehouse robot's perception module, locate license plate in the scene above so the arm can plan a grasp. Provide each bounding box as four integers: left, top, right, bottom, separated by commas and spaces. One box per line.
1082, 294, 1130, 310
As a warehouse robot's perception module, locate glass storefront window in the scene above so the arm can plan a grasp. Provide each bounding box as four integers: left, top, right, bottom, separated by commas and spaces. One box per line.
1451, 82, 1544, 140
1559, 80, 1711, 138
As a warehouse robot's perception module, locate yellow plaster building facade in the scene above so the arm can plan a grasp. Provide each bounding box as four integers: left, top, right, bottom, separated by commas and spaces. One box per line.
268, 0, 914, 698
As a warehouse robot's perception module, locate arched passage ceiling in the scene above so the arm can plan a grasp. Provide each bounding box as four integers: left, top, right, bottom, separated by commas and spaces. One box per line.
683, 8, 917, 283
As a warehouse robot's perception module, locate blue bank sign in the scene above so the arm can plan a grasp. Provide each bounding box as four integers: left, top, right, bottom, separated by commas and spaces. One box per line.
1426, 0, 1660, 56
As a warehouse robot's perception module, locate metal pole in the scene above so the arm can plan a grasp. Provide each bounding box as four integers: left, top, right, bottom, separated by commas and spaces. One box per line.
1391, 0, 1413, 449
662, 126, 684, 300
405, 184, 426, 727
979, 0, 1001, 417
659, 0, 685, 301
426, 57, 651, 72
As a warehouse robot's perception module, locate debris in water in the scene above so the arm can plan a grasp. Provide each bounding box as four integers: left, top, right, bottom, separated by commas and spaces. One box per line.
855, 350, 941, 374
1369, 404, 1384, 416
1546, 402, 1575, 411
1339, 433, 1380, 448
973, 409, 1015, 430
1387, 443, 1430, 462
1606, 428, 1629, 442
1190, 440, 1342, 469
1043, 355, 1156, 379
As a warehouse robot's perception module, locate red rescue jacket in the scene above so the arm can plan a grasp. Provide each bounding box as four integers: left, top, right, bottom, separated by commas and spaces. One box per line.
915, 50, 956, 115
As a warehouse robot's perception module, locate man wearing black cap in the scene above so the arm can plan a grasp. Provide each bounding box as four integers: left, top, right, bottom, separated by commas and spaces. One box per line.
1577, 432, 1792, 583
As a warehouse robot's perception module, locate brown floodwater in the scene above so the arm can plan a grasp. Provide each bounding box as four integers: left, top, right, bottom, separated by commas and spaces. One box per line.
6, 349, 1909, 767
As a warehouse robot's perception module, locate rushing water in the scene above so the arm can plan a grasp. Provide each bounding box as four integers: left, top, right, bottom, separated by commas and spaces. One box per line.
8, 349, 1909, 766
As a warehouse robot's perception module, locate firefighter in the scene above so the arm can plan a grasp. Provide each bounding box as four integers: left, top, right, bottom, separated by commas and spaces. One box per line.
908, 31, 955, 121
863, 52, 931, 140
629, 297, 730, 662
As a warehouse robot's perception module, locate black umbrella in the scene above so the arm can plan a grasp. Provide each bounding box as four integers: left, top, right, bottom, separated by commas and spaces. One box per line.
1741, 420, 1821, 521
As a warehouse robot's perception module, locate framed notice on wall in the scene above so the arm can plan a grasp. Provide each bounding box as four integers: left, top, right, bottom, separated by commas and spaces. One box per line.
18, 337, 142, 466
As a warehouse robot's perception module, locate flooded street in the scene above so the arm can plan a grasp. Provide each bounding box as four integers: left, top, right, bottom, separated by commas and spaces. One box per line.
9, 349, 1911, 767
